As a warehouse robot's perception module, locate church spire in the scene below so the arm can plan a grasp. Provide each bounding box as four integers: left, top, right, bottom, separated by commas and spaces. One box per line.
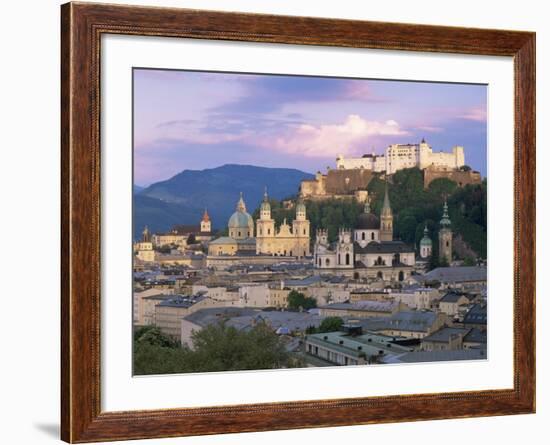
142, 225, 150, 242
381, 180, 392, 217
364, 198, 371, 214
379, 179, 393, 241
236, 192, 247, 212
202, 208, 210, 222
440, 200, 451, 227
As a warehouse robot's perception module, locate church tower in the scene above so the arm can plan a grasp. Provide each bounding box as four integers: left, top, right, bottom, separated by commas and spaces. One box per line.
438, 201, 453, 264
142, 225, 151, 242
419, 223, 433, 258
200, 209, 211, 233
336, 228, 354, 268
256, 187, 276, 254
292, 194, 311, 257
379, 181, 394, 241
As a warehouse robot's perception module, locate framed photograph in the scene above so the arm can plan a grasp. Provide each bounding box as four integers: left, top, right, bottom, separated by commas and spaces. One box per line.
61, 2, 535, 442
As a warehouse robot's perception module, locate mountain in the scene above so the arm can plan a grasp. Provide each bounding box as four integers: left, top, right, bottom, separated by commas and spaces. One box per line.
134, 164, 313, 239
133, 184, 145, 194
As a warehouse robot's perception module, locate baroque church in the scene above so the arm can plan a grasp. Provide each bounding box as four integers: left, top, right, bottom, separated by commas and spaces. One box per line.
313, 183, 416, 281
208, 190, 310, 258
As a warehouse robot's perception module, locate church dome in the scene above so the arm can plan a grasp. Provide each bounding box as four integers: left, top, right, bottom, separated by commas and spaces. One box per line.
420, 235, 432, 247
356, 212, 380, 230
228, 210, 253, 228
228, 192, 253, 229
420, 224, 432, 247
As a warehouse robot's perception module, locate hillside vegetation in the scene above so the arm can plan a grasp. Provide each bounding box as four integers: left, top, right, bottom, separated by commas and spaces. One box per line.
252, 167, 487, 261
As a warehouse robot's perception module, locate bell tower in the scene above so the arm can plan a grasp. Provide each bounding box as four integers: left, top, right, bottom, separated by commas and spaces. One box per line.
438, 201, 453, 264
200, 209, 211, 233
256, 187, 276, 254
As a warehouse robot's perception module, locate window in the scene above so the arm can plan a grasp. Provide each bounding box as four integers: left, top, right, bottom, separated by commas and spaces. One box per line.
345, 253, 350, 265
362, 232, 365, 240
371, 232, 375, 240
325, 258, 330, 266
268, 228, 271, 235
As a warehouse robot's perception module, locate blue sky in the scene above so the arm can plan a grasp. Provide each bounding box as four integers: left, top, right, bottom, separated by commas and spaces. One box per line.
134, 69, 487, 186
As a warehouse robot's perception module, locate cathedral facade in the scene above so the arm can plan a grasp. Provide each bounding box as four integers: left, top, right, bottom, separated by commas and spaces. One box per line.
208, 190, 311, 259
256, 190, 310, 258
313, 184, 415, 282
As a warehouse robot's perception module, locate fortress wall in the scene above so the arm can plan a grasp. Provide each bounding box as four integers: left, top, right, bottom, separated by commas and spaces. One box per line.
424, 168, 482, 189
325, 169, 374, 194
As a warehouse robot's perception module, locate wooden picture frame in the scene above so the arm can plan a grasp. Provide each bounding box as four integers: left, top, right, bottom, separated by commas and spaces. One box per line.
61, 2, 535, 442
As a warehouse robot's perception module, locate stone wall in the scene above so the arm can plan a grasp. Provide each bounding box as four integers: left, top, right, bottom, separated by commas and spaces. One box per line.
424, 166, 482, 189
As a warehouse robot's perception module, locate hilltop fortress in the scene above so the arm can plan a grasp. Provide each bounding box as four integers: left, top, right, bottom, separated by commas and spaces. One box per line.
301, 139, 481, 200
336, 139, 465, 174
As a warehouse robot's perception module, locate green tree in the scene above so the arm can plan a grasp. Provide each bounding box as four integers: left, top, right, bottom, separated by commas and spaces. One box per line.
287, 290, 317, 311
428, 177, 458, 199
134, 325, 179, 348
134, 322, 297, 375
317, 317, 344, 333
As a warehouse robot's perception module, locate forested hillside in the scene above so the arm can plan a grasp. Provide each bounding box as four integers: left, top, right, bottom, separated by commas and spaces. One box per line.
252, 167, 487, 262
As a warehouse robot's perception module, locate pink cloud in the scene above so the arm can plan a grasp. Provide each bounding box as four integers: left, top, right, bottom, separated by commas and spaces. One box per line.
264, 114, 408, 157
416, 125, 444, 133
459, 107, 487, 122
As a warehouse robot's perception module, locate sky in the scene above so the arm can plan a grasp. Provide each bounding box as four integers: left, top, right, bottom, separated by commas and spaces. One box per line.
133, 69, 487, 186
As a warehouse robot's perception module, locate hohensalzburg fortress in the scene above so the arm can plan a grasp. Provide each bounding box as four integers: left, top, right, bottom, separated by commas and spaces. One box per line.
336, 139, 465, 175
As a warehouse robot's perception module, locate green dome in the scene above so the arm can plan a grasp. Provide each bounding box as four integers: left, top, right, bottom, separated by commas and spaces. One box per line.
420, 224, 432, 247
420, 236, 432, 247
228, 210, 253, 228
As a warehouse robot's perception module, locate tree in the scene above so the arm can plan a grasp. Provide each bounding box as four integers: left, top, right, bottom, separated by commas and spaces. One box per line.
317, 317, 344, 333
428, 177, 458, 199
187, 233, 197, 244
459, 165, 472, 172
287, 290, 317, 311
134, 321, 297, 375
134, 325, 179, 348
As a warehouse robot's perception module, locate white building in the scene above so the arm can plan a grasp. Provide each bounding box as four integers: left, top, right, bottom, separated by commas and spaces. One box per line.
238, 284, 270, 307
336, 139, 465, 175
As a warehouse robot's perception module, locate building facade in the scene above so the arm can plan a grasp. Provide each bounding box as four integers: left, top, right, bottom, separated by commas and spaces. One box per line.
313, 185, 415, 281
135, 226, 155, 262
336, 139, 465, 175
255, 189, 310, 257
